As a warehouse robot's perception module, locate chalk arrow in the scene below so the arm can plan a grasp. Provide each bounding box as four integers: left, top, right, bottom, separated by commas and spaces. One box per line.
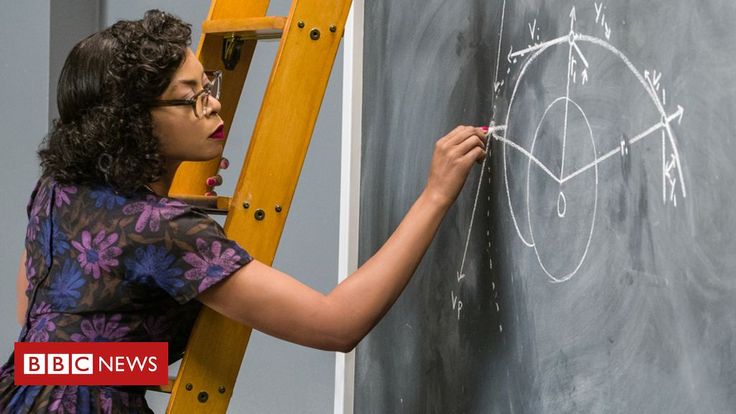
569, 7, 577, 30
653, 70, 662, 87
581, 68, 589, 84
507, 45, 514, 63
456, 271, 466, 282
676, 105, 684, 124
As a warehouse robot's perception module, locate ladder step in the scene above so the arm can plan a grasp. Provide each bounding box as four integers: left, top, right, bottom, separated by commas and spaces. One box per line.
173, 195, 231, 215
202, 16, 287, 40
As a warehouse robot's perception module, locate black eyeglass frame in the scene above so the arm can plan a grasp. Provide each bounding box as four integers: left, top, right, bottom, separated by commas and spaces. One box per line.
150, 70, 222, 118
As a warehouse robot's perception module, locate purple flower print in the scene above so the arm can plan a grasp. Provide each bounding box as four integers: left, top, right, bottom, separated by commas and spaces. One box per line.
32, 301, 54, 315
124, 245, 183, 287
26, 216, 40, 242
48, 260, 85, 310
27, 302, 59, 342
89, 189, 126, 210
54, 185, 78, 208
51, 217, 71, 256
70, 314, 130, 342
49, 386, 77, 413
38, 217, 70, 265
25, 255, 36, 282
71, 230, 122, 279
24, 256, 36, 301
100, 388, 114, 414
122, 195, 186, 232
26, 182, 47, 215
101, 388, 136, 413
183, 238, 243, 292
26, 206, 43, 242
26, 186, 48, 241
143, 315, 170, 341
39, 219, 53, 264
6, 384, 41, 412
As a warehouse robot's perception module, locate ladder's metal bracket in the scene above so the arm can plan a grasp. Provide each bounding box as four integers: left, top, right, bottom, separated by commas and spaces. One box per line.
221, 34, 244, 70
241, 203, 284, 221
171, 194, 231, 215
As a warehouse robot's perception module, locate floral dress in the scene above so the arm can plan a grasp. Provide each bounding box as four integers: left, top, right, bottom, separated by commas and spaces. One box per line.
0, 176, 252, 413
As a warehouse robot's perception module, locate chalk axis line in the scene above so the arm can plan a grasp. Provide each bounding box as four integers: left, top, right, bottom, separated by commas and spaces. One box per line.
457, 6, 687, 285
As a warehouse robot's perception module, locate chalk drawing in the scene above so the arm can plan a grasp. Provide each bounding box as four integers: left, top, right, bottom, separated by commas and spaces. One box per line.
454, 2, 687, 296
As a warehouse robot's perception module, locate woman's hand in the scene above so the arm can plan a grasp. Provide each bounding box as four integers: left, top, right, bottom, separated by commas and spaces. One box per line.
425, 125, 488, 208
204, 157, 230, 196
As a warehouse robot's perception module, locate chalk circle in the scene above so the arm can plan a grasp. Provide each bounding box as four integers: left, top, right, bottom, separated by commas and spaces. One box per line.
526, 97, 597, 283
499, 30, 686, 284
557, 191, 567, 218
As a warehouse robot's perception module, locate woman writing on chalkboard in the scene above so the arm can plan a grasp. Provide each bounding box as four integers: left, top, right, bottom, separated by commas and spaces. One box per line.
1, 10, 487, 412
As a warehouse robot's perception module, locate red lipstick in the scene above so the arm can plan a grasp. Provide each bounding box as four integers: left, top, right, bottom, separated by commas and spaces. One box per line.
209, 124, 225, 140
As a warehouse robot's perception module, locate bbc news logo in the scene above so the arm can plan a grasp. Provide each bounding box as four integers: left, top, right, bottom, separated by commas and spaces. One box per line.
15, 342, 167, 386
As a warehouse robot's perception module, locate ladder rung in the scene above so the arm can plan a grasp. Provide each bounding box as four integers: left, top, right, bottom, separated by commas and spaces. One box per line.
173, 195, 231, 215
202, 16, 287, 40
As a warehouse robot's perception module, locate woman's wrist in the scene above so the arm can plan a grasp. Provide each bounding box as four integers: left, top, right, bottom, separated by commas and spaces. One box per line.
419, 186, 455, 213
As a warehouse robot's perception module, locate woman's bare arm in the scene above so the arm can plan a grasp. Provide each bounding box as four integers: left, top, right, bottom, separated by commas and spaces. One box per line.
198, 126, 487, 352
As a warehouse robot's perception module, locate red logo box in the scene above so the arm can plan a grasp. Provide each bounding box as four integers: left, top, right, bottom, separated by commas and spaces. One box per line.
14, 342, 168, 386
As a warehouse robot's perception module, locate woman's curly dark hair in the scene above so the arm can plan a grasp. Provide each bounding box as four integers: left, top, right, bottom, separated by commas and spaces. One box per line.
38, 9, 192, 194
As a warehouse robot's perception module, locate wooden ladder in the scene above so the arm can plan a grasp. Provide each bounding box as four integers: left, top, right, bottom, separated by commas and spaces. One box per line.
158, 1, 352, 412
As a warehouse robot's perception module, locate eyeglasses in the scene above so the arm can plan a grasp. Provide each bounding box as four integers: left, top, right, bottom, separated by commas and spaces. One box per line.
151, 70, 222, 118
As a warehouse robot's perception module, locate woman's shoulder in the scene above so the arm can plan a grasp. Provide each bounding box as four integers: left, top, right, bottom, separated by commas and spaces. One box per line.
32, 176, 216, 232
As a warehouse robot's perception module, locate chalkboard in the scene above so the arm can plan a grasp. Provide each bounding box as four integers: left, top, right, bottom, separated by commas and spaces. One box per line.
356, 1, 736, 413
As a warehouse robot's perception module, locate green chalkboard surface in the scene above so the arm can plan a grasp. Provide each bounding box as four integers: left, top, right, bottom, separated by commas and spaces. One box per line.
356, 1, 736, 412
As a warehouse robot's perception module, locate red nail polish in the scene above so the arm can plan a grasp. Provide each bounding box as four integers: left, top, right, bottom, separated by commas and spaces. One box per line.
206, 175, 223, 186
480, 126, 489, 132
219, 158, 230, 169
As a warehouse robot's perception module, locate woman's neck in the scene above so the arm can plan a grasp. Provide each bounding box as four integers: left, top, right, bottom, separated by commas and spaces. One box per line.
147, 160, 180, 196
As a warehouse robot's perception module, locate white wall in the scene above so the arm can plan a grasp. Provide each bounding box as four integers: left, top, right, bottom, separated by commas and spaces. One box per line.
0, 0, 51, 353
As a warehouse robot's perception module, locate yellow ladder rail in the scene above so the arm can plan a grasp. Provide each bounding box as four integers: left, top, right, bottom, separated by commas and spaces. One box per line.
164, 0, 353, 412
